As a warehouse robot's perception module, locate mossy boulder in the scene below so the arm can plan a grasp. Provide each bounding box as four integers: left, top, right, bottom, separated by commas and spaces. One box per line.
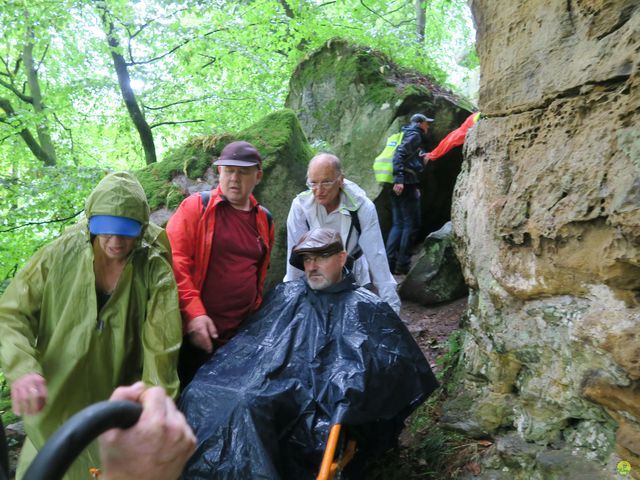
136, 109, 313, 288
399, 222, 467, 305
285, 38, 473, 236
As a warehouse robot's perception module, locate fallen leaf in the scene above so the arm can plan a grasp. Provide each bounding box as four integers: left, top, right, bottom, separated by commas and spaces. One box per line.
464, 462, 481, 475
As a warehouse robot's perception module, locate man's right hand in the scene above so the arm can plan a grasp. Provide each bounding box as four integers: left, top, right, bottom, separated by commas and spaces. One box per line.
100, 382, 196, 480
11, 373, 48, 415
393, 183, 404, 196
186, 315, 219, 353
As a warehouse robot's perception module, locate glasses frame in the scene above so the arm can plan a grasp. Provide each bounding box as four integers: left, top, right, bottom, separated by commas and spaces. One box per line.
301, 251, 338, 264
306, 178, 341, 190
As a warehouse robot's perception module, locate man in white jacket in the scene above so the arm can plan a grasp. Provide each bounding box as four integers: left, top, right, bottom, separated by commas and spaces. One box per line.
285, 153, 401, 314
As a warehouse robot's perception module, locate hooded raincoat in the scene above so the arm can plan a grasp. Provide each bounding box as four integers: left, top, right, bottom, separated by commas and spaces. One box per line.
0, 172, 182, 480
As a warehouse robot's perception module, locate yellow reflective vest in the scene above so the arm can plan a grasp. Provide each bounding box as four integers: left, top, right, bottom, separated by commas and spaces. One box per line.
373, 132, 404, 184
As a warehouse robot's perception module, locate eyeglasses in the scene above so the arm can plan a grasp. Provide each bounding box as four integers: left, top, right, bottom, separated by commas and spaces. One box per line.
306, 178, 340, 190
302, 252, 338, 264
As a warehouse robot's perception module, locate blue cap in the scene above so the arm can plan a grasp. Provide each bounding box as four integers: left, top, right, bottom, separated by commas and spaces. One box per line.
89, 215, 142, 238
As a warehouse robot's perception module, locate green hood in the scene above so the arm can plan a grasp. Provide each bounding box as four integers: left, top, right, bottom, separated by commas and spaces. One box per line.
85, 172, 150, 226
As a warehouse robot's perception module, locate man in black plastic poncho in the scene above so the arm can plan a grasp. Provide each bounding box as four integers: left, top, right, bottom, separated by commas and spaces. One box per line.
180, 228, 438, 479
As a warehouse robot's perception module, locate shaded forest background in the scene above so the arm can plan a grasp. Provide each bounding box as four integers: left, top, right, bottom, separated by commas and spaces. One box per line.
0, 0, 477, 285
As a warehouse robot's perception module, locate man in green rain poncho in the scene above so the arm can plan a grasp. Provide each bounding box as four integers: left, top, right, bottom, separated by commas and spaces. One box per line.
0, 172, 182, 479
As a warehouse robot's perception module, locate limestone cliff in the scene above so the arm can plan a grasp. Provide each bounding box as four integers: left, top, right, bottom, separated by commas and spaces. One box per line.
447, 1, 640, 478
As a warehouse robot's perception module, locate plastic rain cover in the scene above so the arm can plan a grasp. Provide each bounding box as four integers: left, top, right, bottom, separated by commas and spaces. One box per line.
179, 275, 438, 479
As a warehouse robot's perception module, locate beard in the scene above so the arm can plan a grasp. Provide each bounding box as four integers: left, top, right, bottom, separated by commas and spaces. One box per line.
306, 272, 331, 290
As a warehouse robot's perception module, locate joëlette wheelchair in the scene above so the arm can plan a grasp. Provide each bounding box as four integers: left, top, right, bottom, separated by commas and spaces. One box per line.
0, 403, 355, 480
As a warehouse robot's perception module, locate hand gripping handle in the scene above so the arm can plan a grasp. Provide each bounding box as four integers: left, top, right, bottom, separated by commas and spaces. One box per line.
23, 400, 142, 480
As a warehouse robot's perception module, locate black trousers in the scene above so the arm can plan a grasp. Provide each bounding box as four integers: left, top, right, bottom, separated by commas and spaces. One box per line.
177, 337, 212, 392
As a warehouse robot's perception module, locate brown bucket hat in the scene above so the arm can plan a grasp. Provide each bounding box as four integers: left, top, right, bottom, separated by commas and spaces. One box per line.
289, 228, 344, 271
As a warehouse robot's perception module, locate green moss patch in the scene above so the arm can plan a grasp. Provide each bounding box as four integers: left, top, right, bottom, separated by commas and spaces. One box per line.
136, 109, 311, 210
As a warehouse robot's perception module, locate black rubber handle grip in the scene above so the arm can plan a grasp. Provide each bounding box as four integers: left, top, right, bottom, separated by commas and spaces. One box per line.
23, 400, 142, 480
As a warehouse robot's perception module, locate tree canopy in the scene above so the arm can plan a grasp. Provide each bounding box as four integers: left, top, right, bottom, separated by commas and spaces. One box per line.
0, 0, 477, 281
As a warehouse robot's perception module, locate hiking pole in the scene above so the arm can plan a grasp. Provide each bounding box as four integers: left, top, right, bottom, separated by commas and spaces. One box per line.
23, 400, 142, 480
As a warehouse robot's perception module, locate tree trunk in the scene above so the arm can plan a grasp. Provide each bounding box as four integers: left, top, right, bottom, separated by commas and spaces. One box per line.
22, 28, 57, 165
99, 6, 157, 165
278, 0, 295, 19
415, 0, 426, 44
0, 97, 56, 166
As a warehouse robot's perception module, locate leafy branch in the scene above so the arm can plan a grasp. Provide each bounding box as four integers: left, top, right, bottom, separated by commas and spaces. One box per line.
150, 119, 205, 129
0, 210, 83, 233
0, 78, 33, 103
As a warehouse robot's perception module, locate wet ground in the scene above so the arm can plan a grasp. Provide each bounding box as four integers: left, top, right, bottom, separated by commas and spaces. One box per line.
400, 295, 466, 371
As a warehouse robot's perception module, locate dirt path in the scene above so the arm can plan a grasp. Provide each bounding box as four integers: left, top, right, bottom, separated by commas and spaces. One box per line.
400, 296, 467, 371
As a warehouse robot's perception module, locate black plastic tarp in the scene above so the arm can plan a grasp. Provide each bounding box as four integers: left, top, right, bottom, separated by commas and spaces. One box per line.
179, 275, 438, 479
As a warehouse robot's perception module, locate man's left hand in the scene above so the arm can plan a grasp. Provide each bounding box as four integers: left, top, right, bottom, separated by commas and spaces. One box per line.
11, 372, 48, 415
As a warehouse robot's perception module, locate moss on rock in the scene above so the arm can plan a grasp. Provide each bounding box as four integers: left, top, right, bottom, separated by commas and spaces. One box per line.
135, 109, 312, 287
136, 140, 217, 211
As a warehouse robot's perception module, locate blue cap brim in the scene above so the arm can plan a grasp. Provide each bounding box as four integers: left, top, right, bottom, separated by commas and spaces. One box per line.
89, 215, 142, 237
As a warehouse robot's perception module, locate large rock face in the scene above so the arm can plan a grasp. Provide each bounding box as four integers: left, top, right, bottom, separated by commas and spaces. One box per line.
448, 2, 640, 478
286, 39, 473, 236
137, 109, 312, 289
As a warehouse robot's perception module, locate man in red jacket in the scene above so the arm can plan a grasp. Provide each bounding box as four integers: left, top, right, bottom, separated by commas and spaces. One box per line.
166, 141, 275, 387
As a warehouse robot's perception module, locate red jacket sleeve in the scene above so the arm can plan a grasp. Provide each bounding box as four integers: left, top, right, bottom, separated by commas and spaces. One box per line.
428, 112, 480, 161
166, 195, 208, 327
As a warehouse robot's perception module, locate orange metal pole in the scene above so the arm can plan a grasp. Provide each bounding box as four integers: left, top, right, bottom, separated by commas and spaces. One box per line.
317, 424, 342, 480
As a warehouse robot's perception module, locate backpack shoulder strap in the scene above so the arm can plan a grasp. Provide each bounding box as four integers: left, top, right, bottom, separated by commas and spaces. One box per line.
200, 191, 211, 215
259, 205, 273, 232
349, 209, 361, 236
346, 209, 363, 260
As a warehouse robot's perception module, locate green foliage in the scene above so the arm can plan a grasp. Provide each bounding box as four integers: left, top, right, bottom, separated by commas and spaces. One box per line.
366, 396, 468, 479
136, 109, 312, 209
436, 329, 464, 392
0, 166, 104, 281
0, 0, 476, 169
0, 0, 475, 279
0, 370, 19, 427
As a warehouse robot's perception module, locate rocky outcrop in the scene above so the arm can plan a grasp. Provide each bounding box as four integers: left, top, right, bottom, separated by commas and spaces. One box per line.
137, 109, 312, 288
447, 1, 640, 478
285, 39, 473, 236
399, 222, 467, 305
